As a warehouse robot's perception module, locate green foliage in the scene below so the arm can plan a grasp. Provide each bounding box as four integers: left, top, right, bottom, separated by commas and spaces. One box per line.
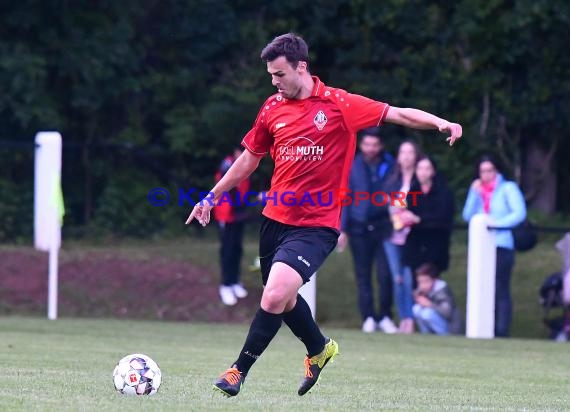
1, 0, 569, 240
0, 179, 33, 243
91, 172, 176, 237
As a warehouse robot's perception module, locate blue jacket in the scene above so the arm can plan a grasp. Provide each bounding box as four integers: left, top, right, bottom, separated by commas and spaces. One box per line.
341, 152, 394, 233
462, 174, 526, 249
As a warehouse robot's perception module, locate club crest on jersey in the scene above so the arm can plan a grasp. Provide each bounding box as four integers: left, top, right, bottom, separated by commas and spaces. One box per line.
313, 110, 328, 131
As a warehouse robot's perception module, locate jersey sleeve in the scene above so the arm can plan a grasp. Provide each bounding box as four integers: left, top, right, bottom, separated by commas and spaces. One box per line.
241, 105, 272, 156
341, 92, 390, 133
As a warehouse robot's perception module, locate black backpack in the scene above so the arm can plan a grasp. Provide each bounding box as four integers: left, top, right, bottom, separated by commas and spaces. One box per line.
512, 219, 537, 252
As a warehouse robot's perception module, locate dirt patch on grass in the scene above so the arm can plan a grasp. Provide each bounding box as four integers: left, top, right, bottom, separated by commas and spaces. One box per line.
0, 248, 261, 323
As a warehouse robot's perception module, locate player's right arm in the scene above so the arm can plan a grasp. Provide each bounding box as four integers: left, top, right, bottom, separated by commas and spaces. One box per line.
338, 91, 462, 146
187, 98, 273, 227
185, 150, 262, 226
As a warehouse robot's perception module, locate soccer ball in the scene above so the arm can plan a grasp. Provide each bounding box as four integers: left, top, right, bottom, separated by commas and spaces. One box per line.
112, 353, 162, 395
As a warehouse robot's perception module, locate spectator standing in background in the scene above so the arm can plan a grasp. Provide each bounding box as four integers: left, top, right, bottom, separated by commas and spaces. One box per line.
382, 140, 420, 334
214, 147, 250, 306
462, 155, 526, 337
338, 127, 397, 334
403, 154, 455, 278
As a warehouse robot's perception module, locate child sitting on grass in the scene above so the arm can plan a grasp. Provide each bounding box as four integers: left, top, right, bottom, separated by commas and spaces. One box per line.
413, 263, 461, 335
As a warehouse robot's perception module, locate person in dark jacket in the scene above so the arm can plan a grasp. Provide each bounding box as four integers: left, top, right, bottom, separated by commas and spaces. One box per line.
338, 127, 398, 333
404, 154, 455, 276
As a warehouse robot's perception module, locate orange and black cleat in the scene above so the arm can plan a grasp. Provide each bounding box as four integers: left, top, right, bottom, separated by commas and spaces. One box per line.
213, 365, 245, 397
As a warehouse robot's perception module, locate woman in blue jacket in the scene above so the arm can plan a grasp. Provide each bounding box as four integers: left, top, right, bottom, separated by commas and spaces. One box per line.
462, 155, 526, 337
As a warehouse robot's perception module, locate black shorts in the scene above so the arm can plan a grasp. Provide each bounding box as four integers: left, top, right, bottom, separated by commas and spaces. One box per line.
259, 217, 339, 285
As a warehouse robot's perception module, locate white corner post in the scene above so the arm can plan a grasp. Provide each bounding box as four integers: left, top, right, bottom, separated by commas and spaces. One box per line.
34, 132, 63, 320
299, 273, 317, 319
466, 213, 496, 338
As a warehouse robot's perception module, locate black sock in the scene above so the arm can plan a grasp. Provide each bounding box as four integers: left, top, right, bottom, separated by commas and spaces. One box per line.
234, 308, 282, 375
283, 294, 326, 357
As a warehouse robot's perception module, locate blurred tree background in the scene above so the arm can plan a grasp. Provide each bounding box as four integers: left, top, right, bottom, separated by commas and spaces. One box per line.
1, 0, 569, 240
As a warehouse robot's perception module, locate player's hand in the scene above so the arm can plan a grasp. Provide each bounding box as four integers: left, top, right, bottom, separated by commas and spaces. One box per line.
185, 195, 215, 227
438, 121, 462, 146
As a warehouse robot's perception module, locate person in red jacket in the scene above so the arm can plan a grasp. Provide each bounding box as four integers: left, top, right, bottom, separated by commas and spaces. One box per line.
214, 147, 251, 306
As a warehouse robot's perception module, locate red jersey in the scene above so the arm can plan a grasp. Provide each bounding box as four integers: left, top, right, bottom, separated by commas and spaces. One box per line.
242, 76, 389, 230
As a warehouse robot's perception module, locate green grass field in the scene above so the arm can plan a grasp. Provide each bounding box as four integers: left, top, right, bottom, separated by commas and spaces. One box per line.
56, 228, 564, 339
1, 316, 568, 411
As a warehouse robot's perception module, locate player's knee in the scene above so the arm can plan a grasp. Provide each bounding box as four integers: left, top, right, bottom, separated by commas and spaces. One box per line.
283, 296, 298, 312
261, 287, 290, 313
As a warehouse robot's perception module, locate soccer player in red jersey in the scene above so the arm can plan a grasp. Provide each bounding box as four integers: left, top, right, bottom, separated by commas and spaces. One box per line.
186, 33, 462, 397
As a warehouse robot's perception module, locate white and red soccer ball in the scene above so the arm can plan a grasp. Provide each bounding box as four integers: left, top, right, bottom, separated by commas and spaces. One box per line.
112, 353, 161, 396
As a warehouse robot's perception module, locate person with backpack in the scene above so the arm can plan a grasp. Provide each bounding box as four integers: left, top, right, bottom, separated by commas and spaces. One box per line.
462, 154, 526, 337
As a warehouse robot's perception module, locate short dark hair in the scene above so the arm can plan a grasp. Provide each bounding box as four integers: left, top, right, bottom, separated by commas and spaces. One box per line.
415, 263, 440, 279
260, 33, 309, 69
358, 127, 382, 142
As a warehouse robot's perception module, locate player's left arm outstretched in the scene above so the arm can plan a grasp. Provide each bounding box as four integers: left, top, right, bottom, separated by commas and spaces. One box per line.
384, 107, 462, 146
186, 149, 262, 227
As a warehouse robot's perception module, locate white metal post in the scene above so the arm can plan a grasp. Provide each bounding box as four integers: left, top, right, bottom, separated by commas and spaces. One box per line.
299, 273, 317, 319
466, 213, 496, 338
34, 132, 63, 320
47, 240, 60, 320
